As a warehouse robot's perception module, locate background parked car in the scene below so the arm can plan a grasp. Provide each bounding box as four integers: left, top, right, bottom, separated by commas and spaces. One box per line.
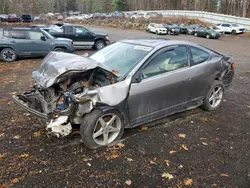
48, 24, 110, 50
177, 24, 189, 34
163, 24, 180, 35
21, 14, 33, 22
0, 27, 74, 62
216, 23, 245, 34
0, 14, 8, 22
7, 14, 21, 22
147, 23, 167, 35
194, 27, 220, 39
188, 24, 204, 35
209, 26, 225, 35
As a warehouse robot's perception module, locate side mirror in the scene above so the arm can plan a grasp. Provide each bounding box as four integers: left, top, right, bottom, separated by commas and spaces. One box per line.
41, 36, 46, 41
133, 72, 143, 83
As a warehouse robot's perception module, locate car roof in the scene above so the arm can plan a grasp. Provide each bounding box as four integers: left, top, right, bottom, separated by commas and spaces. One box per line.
120, 38, 202, 48
3, 27, 41, 31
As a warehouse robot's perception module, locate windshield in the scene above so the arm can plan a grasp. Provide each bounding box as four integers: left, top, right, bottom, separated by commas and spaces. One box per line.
89, 42, 153, 78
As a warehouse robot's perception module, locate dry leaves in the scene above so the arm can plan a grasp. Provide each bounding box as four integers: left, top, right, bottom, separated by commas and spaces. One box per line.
199, 117, 208, 122
13, 135, 21, 140
0, 153, 7, 159
202, 142, 208, 146
140, 126, 148, 131
117, 143, 125, 149
162, 172, 174, 179
10, 177, 24, 184
125, 157, 134, 162
183, 178, 193, 186
178, 133, 186, 138
247, 106, 250, 109
220, 174, 229, 177
125, 179, 132, 185
181, 144, 189, 151
149, 157, 157, 164
82, 158, 92, 162
18, 153, 30, 158
165, 160, 170, 167
33, 130, 41, 137
169, 150, 177, 154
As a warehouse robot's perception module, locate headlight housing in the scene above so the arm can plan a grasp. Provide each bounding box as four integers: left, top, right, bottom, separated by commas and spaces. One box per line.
105, 36, 109, 40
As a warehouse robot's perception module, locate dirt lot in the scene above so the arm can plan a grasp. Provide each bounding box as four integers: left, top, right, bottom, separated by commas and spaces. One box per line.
0, 27, 250, 188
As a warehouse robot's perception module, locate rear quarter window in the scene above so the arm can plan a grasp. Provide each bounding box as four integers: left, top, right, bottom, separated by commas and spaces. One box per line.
190, 46, 210, 66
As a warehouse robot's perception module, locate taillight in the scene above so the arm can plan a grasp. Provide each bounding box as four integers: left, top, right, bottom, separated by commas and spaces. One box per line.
231, 62, 235, 70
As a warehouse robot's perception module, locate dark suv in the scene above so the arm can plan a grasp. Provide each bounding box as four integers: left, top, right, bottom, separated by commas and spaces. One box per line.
21, 14, 33, 22
0, 27, 75, 62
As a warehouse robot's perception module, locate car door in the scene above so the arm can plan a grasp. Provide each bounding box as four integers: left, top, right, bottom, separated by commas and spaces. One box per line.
73, 26, 95, 47
221, 24, 231, 32
8, 30, 31, 56
128, 45, 193, 126
27, 30, 52, 56
185, 45, 216, 102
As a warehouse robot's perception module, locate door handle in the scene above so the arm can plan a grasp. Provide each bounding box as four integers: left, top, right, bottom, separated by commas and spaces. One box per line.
10, 40, 16, 43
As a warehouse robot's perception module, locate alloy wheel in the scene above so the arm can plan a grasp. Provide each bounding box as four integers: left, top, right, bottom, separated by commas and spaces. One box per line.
3, 49, 15, 61
209, 86, 223, 108
92, 113, 122, 146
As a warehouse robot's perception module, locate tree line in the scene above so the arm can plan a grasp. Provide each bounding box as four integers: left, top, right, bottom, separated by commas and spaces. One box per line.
0, 0, 249, 18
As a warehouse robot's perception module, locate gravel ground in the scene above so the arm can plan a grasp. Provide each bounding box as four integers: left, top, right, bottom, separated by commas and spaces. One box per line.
0, 26, 250, 188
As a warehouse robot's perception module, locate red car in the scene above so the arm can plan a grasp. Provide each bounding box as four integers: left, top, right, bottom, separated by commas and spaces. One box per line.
7, 14, 21, 22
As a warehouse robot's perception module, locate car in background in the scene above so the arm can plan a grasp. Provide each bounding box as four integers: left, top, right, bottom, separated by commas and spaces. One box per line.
194, 27, 220, 39
0, 27, 74, 62
131, 12, 150, 19
12, 38, 234, 149
146, 23, 167, 35
177, 24, 189, 34
7, 14, 21, 22
33, 17, 42, 22
187, 24, 204, 35
209, 26, 224, 35
48, 24, 110, 50
216, 23, 245, 34
21, 14, 33, 22
0, 14, 8, 22
163, 24, 180, 35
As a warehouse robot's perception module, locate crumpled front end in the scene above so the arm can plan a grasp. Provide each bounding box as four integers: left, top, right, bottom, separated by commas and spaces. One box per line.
13, 53, 132, 138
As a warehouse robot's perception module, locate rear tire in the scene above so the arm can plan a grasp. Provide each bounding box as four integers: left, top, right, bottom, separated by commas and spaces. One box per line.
1, 48, 17, 62
80, 109, 124, 149
202, 80, 224, 111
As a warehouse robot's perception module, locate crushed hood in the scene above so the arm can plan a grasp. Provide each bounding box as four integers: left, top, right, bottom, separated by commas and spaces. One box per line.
32, 52, 113, 88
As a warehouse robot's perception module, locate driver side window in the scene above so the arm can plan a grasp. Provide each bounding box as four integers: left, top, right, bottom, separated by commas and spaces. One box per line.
141, 46, 189, 79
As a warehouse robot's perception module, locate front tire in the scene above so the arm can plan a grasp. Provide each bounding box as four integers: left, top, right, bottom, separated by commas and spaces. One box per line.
1, 48, 17, 62
54, 47, 66, 52
80, 109, 124, 149
94, 40, 106, 50
202, 80, 224, 111
232, 30, 236, 35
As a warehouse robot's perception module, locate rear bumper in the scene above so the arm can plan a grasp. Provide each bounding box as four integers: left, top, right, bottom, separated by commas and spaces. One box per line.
12, 95, 47, 119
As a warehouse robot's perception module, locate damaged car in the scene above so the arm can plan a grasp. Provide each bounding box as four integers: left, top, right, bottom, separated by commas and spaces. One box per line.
13, 39, 235, 149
